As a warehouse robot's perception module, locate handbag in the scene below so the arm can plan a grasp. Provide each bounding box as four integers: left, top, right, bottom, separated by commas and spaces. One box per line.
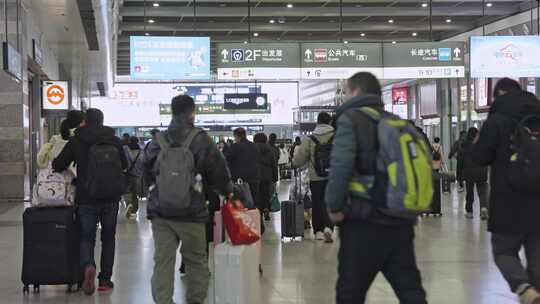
221, 199, 261, 245
270, 193, 280, 212
233, 179, 255, 209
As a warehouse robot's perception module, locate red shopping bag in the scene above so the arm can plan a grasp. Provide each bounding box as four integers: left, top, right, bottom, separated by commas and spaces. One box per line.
221, 199, 260, 245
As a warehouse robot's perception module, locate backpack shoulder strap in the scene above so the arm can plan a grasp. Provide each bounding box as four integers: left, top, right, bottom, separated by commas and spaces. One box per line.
156, 132, 170, 152
357, 107, 382, 122
181, 128, 203, 149
309, 135, 320, 145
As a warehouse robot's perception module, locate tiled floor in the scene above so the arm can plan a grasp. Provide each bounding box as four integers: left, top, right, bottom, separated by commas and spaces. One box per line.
0, 182, 519, 303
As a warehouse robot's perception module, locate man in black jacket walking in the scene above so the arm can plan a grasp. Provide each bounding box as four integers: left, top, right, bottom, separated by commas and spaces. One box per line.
53, 108, 127, 295
144, 95, 232, 304
473, 78, 540, 304
225, 127, 260, 209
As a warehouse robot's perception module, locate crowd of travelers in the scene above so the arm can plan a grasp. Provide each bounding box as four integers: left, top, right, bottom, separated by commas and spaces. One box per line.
36, 73, 540, 304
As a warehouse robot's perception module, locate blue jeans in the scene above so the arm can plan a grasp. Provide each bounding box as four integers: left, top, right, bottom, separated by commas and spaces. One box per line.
78, 203, 119, 283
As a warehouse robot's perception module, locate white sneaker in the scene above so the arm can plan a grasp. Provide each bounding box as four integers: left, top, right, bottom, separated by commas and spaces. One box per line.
465, 212, 474, 219
480, 208, 489, 220
520, 287, 540, 304
315, 232, 325, 240
323, 228, 334, 243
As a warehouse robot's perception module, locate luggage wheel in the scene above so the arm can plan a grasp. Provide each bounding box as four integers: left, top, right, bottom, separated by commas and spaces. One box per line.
23, 285, 29, 294
33, 285, 40, 293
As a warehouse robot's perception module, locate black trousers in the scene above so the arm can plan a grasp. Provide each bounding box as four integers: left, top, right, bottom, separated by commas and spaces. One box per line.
465, 180, 488, 213
247, 181, 265, 234
337, 221, 427, 304
258, 181, 272, 212
310, 180, 332, 233
431, 178, 442, 214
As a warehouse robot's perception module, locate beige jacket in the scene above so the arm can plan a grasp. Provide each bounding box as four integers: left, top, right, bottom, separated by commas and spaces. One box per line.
37, 130, 76, 174
292, 124, 334, 182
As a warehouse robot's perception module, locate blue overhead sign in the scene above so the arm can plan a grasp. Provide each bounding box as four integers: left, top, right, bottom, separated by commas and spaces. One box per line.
130, 36, 210, 80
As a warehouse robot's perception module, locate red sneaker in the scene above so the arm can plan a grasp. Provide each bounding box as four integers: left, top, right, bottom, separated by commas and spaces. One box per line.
82, 265, 96, 296
98, 281, 114, 292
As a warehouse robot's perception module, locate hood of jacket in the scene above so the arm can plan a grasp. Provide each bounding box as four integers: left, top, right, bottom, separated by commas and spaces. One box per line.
312, 124, 334, 136
336, 94, 384, 117
167, 115, 195, 141
490, 91, 540, 121
76, 125, 116, 145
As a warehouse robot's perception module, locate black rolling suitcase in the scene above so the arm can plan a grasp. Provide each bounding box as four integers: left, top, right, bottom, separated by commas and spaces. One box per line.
281, 200, 304, 240
22, 206, 81, 294
281, 169, 304, 240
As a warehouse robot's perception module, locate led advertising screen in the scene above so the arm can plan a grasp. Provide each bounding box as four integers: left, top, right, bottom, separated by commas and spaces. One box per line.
130, 36, 210, 80
470, 36, 540, 78
92, 82, 298, 127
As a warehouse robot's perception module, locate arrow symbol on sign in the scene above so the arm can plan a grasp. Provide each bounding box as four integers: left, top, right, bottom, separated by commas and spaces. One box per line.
221, 49, 229, 60
305, 49, 313, 60
453, 48, 461, 58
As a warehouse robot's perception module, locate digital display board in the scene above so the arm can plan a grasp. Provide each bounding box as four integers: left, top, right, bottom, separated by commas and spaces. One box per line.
130, 36, 210, 80
470, 36, 540, 78
2, 42, 22, 80
92, 82, 298, 127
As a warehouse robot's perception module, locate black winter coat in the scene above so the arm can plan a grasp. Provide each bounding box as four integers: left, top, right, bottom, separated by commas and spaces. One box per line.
144, 117, 233, 222
462, 140, 488, 182
225, 138, 260, 183
472, 91, 540, 234
52, 125, 127, 205
256, 143, 278, 183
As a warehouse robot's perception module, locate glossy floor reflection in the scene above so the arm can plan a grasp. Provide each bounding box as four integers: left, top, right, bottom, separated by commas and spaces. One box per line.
0, 182, 518, 303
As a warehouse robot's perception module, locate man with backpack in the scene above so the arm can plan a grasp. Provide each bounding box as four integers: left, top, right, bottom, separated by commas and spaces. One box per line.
325, 72, 429, 304
52, 108, 127, 295
293, 112, 335, 243
472, 78, 540, 304
144, 95, 232, 304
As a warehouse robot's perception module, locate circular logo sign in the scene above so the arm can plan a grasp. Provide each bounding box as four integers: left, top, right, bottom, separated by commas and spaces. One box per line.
46, 84, 65, 105
256, 96, 266, 106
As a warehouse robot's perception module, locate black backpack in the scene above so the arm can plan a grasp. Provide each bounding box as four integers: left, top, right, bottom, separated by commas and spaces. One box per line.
86, 141, 126, 200
506, 115, 540, 194
310, 135, 334, 177
432, 146, 442, 161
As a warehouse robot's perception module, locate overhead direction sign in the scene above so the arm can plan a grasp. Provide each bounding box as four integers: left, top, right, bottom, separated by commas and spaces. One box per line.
42, 81, 69, 110
301, 43, 383, 79
216, 43, 301, 80
383, 42, 466, 79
